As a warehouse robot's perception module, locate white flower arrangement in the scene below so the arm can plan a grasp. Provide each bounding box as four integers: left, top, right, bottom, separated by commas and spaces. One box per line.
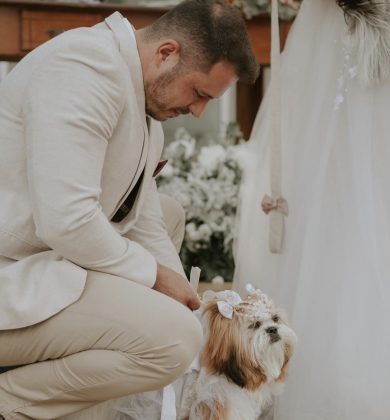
158, 126, 247, 282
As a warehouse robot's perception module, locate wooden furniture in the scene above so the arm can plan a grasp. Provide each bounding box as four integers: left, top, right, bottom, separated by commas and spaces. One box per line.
0, 0, 292, 136
198, 281, 232, 293
0, 0, 167, 61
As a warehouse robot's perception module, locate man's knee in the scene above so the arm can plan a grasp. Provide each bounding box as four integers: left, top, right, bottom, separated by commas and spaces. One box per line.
77, 274, 203, 385
159, 193, 186, 252
133, 305, 203, 385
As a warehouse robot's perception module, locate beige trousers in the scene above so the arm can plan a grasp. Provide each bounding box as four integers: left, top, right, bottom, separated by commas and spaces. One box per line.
0, 195, 200, 420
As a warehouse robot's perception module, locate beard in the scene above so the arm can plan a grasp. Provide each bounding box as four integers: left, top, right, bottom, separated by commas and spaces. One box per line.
144, 65, 189, 121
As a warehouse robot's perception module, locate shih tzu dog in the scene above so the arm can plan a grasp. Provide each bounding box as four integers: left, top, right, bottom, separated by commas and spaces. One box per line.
180, 286, 297, 420
62, 286, 296, 420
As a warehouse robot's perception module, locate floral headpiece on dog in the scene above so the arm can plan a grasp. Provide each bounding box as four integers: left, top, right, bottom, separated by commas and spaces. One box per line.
202, 284, 274, 320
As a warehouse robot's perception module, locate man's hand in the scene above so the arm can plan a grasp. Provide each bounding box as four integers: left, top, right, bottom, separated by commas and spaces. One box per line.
153, 263, 200, 311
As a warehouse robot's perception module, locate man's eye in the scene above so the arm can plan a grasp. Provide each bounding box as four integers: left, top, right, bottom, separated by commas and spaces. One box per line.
194, 90, 202, 99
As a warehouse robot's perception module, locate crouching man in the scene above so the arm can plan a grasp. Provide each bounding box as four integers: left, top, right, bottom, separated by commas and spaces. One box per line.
0, 0, 258, 418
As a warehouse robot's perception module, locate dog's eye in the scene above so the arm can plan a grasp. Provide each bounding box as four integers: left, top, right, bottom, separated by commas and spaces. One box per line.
272, 315, 280, 323
248, 321, 262, 329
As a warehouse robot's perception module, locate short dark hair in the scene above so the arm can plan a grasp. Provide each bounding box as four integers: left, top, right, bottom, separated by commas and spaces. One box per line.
145, 0, 259, 84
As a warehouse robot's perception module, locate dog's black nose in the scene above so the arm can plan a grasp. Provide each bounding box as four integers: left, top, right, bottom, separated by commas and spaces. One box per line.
266, 326, 281, 343
266, 327, 278, 334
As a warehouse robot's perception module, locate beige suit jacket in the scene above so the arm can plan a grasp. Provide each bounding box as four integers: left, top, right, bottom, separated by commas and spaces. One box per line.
0, 12, 184, 330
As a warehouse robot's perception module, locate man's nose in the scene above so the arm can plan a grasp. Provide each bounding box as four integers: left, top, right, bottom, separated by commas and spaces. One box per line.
189, 98, 209, 118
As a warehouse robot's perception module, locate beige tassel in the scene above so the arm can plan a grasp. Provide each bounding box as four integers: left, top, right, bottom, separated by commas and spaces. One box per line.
262, 0, 287, 254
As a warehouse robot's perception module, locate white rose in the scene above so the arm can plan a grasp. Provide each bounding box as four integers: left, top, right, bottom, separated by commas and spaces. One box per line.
183, 139, 195, 159
173, 128, 196, 159
198, 145, 226, 174
186, 222, 199, 241
198, 223, 212, 241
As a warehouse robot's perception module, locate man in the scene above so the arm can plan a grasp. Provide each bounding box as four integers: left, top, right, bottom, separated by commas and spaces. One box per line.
0, 0, 258, 417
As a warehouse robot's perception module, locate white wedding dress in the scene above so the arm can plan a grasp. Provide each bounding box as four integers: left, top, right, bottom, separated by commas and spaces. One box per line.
233, 1, 390, 419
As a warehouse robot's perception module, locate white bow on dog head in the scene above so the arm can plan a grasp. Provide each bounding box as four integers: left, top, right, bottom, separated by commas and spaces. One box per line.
202, 286, 274, 320
216, 291, 242, 319
202, 290, 242, 319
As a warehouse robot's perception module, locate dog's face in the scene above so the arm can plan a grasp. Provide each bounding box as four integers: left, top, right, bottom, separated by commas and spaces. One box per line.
200, 290, 297, 391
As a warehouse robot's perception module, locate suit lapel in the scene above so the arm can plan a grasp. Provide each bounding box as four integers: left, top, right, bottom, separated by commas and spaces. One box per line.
112, 118, 164, 234
103, 12, 150, 220
102, 13, 165, 231
132, 117, 164, 219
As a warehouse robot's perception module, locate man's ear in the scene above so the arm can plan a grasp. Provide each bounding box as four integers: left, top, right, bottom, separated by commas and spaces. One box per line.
155, 40, 181, 68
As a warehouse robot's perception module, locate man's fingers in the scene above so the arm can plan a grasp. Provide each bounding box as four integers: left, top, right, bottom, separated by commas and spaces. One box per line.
154, 263, 201, 310
188, 294, 201, 311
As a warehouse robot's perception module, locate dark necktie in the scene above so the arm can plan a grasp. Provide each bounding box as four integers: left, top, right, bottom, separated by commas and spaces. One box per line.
111, 169, 144, 223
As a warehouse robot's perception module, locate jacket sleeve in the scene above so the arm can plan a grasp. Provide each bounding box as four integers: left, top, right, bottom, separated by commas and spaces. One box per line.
22, 35, 157, 287
124, 180, 186, 278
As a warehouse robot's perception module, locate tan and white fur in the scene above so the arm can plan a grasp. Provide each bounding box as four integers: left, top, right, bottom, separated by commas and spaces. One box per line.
184, 288, 296, 420
61, 287, 296, 420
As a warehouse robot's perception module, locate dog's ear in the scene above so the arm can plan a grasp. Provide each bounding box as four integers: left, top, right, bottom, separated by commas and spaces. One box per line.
222, 349, 247, 388
277, 343, 293, 382
201, 301, 267, 390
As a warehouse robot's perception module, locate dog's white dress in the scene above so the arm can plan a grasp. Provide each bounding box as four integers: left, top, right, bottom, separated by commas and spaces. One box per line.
233, 0, 390, 419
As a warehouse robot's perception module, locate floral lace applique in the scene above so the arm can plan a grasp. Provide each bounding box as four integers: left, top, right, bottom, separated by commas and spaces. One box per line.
334, 34, 358, 111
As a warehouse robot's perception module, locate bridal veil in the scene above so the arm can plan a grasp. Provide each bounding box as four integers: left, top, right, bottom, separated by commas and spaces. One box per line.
233, 0, 390, 418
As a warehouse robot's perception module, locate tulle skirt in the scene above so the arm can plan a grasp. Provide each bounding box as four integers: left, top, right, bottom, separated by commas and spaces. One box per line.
233, 1, 390, 419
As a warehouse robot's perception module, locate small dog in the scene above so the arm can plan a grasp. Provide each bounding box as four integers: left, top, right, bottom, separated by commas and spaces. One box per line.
62, 286, 296, 420
182, 287, 296, 419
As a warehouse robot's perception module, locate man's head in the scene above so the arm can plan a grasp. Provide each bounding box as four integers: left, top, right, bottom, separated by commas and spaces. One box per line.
136, 0, 259, 121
